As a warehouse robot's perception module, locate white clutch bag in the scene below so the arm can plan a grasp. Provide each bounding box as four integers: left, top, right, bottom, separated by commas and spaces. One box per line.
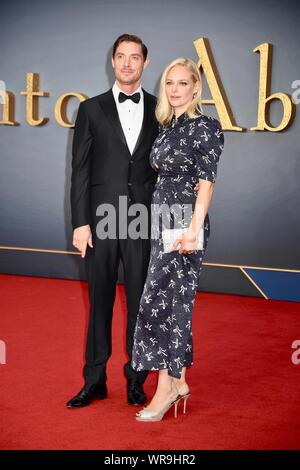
161, 227, 204, 254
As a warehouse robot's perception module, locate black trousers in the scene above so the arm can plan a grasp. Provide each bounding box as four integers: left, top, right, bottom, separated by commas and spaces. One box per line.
83, 219, 150, 386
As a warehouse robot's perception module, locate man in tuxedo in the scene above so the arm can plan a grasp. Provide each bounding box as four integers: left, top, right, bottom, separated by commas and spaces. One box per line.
67, 34, 158, 408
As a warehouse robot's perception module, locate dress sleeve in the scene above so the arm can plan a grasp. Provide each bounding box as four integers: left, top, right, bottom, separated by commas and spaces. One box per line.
194, 117, 224, 183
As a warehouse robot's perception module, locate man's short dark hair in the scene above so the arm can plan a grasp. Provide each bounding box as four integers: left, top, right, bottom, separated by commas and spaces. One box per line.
112, 34, 148, 61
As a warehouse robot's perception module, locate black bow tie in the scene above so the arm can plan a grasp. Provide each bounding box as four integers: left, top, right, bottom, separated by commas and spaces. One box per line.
118, 91, 141, 104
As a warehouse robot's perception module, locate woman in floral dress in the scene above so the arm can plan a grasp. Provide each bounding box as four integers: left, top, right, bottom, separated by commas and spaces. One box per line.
131, 57, 224, 421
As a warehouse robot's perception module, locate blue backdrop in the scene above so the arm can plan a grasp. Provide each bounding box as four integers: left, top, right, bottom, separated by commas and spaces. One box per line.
0, 0, 299, 301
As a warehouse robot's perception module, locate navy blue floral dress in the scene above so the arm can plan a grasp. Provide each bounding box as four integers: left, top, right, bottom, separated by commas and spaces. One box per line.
131, 112, 224, 378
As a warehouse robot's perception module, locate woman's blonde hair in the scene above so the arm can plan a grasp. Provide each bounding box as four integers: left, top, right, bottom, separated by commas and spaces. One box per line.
155, 57, 203, 126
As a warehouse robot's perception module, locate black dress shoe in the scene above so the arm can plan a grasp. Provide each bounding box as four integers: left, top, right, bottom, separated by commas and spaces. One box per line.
127, 380, 147, 406
66, 383, 107, 408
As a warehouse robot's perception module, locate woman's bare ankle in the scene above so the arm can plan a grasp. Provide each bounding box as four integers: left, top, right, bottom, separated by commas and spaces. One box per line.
172, 379, 189, 396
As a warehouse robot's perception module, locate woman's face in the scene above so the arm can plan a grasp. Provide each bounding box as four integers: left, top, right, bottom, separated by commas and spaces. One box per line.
165, 65, 199, 115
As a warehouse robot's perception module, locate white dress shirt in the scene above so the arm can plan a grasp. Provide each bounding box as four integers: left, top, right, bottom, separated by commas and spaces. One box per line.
112, 82, 144, 155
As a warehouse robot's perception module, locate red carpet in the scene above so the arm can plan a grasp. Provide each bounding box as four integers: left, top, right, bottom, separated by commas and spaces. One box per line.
0, 273, 299, 450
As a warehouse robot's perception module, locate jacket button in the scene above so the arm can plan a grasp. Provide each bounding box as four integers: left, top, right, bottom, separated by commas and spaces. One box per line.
128, 182, 132, 186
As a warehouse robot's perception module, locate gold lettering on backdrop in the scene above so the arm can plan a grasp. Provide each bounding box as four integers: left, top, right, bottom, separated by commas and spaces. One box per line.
55, 93, 89, 127
0, 91, 19, 125
193, 37, 244, 131
20, 72, 49, 126
250, 43, 295, 132
0, 41, 296, 130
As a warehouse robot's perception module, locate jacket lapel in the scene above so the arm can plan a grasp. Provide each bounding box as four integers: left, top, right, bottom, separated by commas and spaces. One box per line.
97, 88, 153, 157
98, 90, 129, 151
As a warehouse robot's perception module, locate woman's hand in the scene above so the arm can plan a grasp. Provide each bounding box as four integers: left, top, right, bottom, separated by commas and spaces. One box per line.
173, 231, 197, 254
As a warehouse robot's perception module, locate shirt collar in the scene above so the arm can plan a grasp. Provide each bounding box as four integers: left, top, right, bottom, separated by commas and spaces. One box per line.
112, 82, 142, 103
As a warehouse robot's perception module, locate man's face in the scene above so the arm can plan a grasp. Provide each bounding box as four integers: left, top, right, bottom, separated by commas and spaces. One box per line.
112, 41, 149, 86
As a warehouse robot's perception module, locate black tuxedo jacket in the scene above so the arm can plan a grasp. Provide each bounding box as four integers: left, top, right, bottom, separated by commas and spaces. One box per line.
70, 89, 159, 230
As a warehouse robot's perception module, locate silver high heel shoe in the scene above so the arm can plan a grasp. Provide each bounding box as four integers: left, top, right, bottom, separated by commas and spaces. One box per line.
136, 394, 180, 422
177, 391, 191, 414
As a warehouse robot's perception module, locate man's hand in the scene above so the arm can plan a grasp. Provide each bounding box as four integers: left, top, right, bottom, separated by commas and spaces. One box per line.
73, 225, 93, 258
